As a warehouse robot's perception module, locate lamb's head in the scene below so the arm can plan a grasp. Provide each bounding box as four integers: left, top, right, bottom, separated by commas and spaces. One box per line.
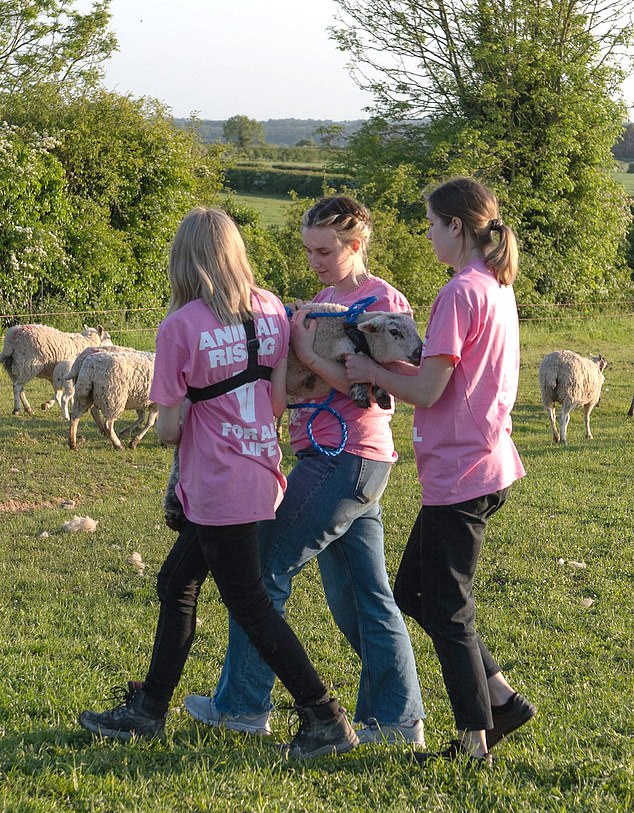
591, 354, 607, 374
357, 312, 423, 365
82, 325, 113, 346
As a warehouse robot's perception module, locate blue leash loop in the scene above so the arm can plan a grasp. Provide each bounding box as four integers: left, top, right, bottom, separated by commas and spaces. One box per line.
286, 296, 378, 456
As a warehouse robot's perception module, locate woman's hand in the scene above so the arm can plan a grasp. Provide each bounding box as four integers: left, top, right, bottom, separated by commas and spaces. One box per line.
290, 310, 319, 366
344, 352, 379, 385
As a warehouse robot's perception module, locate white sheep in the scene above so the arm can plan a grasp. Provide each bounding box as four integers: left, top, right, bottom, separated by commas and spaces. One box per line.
287, 302, 423, 408
0, 323, 112, 416
539, 350, 607, 444
68, 349, 158, 451
41, 359, 75, 421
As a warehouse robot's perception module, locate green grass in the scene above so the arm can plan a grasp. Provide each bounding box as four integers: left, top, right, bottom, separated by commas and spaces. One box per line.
224, 193, 295, 227
614, 172, 634, 196
1, 316, 633, 812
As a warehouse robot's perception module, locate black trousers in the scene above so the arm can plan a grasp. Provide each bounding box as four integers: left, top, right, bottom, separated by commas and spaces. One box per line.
142, 520, 327, 714
394, 489, 509, 731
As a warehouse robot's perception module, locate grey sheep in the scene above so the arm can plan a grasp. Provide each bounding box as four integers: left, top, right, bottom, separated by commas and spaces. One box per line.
539, 350, 607, 444
68, 349, 158, 451
0, 323, 112, 416
287, 302, 423, 409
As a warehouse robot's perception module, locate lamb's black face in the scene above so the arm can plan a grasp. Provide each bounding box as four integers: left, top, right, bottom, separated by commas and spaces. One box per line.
408, 341, 423, 364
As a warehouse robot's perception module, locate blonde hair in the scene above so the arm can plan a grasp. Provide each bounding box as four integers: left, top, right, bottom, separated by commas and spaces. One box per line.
427, 177, 518, 285
168, 207, 254, 324
301, 195, 373, 266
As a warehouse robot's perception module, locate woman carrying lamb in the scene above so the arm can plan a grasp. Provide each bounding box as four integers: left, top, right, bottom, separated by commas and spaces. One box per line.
185, 195, 426, 745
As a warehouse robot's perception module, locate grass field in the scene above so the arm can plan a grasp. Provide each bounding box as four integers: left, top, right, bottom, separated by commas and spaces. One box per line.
0, 315, 633, 812
226, 193, 295, 227
614, 172, 634, 196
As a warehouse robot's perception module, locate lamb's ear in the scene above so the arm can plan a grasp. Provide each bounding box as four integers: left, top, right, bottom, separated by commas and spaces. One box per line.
358, 315, 386, 334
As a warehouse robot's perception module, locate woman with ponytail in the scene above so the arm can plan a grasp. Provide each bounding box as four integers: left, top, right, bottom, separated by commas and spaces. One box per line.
345, 177, 536, 766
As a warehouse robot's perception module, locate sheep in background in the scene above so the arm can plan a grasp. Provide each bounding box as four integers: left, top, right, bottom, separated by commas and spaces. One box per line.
68, 349, 157, 451
287, 302, 423, 408
41, 359, 75, 421
0, 324, 112, 416
539, 350, 607, 445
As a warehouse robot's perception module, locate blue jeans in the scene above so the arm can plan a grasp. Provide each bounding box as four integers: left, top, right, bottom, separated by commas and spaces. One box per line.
214, 451, 425, 725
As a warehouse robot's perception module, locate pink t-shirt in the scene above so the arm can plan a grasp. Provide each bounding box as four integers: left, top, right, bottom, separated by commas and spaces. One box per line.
288, 275, 412, 462
413, 260, 525, 505
150, 290, 290, 525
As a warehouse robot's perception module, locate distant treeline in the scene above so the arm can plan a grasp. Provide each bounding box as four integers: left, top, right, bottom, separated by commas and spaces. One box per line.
174, 117, 366, 146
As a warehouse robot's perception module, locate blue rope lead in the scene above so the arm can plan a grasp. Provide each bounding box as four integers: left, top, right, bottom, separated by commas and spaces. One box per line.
287, 390, 348, 457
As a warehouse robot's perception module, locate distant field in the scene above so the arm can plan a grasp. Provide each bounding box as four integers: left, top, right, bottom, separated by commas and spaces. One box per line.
615, 172, 634, 196
225, 192, 295, 227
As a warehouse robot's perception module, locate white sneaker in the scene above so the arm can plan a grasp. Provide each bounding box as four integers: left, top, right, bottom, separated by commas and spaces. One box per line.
356, 717, 426, 746
184, 695, 271, 735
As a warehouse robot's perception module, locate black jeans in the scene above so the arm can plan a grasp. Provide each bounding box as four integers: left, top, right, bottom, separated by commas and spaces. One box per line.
393, 489, 509, 731
142, 520, 327, 714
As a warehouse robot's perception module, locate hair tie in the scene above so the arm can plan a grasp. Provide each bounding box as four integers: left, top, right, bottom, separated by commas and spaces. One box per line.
489, 218, 503, 231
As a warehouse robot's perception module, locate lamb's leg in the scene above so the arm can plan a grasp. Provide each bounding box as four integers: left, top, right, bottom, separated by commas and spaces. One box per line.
547, 404, 560, 443
13, 382, 32, 415
130, 405, 158, 449
628, 396, 634, 418
105, 418, 124, 451
372, 385, 392, 410
119, 409, 145, 438
68, 402, 89, 450
349, 382, 372, 408
583, 403, 595, 439
559, 400, 572, 446
41, 386, 57, 411
164, 447, 185, 531
90, 404, 106, 435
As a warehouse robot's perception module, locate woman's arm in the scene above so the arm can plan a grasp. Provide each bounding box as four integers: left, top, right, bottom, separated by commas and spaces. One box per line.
345, 352, 455, 408
157, 404, 182, 446
270, 357, 288, 418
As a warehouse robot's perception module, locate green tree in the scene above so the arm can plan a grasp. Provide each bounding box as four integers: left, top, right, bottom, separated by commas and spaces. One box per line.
0, 0, 116, 95
332, 1, 634, 303
2, 88, 226, 314
223, 114, 265, 150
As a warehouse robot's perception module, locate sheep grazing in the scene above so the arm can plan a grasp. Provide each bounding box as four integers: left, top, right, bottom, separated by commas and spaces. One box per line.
68, 349, 158, 451
539, 350, 607, 445
0, 323, 112, 416
287, 302, 423, 408
41, 359, 76, 421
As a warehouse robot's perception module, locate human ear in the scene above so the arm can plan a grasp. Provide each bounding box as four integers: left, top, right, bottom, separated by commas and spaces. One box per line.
451, 217, 463, 235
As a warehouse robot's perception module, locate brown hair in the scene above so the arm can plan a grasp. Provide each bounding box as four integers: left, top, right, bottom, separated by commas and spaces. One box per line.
168, 207, 254, 324
427, 177, 518, 285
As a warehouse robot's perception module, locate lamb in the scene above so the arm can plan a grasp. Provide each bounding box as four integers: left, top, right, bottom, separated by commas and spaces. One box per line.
538, 350, 607, 445
41, 359, 75, 421
68, 349, 158, 451
0, 323, 112, 416
287, 302, 423, 409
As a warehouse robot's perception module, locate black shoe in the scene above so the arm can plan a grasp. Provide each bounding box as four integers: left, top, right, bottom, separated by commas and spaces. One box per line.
79, 681, 166, 741
283, 698, 359, 758
412, 739, 494, 768
487, 692, 537, 749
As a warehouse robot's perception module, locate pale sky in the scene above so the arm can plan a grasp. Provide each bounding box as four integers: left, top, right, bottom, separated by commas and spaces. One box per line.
79, 0, 374, 121
78, 0, 633, 123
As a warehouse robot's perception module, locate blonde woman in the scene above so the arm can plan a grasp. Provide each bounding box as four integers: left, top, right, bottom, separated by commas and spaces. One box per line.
79, 208, 357, 758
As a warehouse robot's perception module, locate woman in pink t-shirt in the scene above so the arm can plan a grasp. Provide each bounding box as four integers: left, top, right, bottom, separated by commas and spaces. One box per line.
185, 196, 425, 745
345, 178, 536, 765
79, 207, 357, 759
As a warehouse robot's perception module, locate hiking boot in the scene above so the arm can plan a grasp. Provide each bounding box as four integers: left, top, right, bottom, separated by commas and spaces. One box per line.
356, 717, 426, 746
79, 681, 166, 741
283, 698, 359, 759
184, 694, 271, 735
487, 692, 537, 749
412, 739, 493, 768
